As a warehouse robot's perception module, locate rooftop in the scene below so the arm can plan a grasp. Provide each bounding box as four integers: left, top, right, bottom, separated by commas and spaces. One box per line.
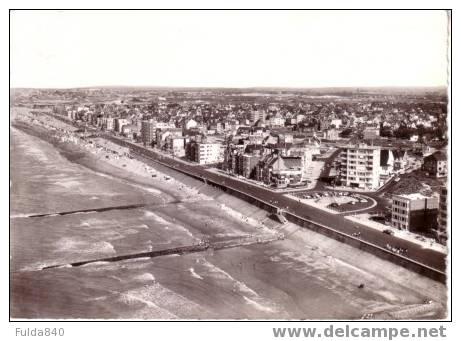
394, 193, 436, 201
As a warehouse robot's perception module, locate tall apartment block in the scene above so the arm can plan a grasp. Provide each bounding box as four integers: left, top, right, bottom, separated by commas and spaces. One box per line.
141, 120, 156, 147
340, 144, 381, 190
438, 187, 448, 237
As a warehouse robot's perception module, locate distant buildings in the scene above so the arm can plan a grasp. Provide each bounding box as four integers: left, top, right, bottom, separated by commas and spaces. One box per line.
363, 126, 380, 140
46, 90, 447, 199
269, 114, 285, 127
391, 193, 439, 233
185, 118, 198, 130
324, 128, 339, 141
251, 110, 266, 125
422, 151, 447, 178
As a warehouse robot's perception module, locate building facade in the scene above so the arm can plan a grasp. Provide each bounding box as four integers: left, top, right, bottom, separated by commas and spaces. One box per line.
422, 151, 447, 178
141, 120, 156, 146
391, 193, 439, 233
438, 187, 448, 238
340, 145, 381, 190
193, 143, 224, 165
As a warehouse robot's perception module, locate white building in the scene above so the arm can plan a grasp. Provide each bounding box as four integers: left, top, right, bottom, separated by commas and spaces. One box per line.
330, 119, 342, 128
270, 115, 285, 127
167, 136, 188, 157
185, 119, 198, 130
156, 122, 176, 129
194, 143, 224, 165
340, 144, 381, 190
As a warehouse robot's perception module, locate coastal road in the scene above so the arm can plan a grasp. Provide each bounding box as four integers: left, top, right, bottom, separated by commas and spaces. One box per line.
104, 135, 446, 272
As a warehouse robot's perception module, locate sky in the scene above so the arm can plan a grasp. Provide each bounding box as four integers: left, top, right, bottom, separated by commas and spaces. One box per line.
10, 10, 450, 89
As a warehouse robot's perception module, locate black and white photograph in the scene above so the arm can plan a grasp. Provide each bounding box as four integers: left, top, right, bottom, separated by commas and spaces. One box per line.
9, 9, 451, 323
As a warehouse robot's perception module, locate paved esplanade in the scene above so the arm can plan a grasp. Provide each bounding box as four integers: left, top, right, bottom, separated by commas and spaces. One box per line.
106, 135, 446, 273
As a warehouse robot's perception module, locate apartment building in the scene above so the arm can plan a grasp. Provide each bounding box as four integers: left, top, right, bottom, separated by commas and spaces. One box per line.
193, 142, 224, 165
101, 117, 115, 131
141, 120, 156, 146
340, 144, 381, 190
438, 187, 448, 235
250, 110, 266, 125
391, 193, 439, 233
115, 118, 129, 133
167, 136, 188, 157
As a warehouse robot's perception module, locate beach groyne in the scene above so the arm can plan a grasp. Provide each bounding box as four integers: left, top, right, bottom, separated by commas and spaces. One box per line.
41, 233, 281, 270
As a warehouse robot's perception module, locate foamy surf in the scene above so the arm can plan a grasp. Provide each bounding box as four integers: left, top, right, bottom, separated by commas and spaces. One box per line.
54, 238, 116, 255
201, 260, 259, 297
143, 211, 170, 224
243, 296, 276, 313
134, 273, 156, 282
144, 210, 196, 239
189, 267, 204, 280
120, 282, 205, 318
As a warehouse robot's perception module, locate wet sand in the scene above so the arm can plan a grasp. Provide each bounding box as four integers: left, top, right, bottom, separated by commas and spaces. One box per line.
10, 111, 448, 319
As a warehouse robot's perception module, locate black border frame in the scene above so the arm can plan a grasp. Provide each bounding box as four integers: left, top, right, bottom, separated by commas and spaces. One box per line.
8, 8, 453, 323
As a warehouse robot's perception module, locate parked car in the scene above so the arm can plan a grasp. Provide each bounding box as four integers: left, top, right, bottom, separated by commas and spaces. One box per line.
383, 229, 394, 235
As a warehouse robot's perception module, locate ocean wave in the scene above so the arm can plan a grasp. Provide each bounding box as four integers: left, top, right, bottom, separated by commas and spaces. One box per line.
243, 296, 275, 313
173, 224, 195, 239
10, 213, 37, 219
120, 282, 204, 318
19, 261, 59, 272
134, 224, 150, 229
201, 260, 259, 297
189, 267, 204, 280
54, 238, 116, 255
134, 272, 156, 282
218, 204, 263, 229
54, 180, 82, 189
143, 210, 195, 238
119, 292, 178, 319
143, 211, 170, 224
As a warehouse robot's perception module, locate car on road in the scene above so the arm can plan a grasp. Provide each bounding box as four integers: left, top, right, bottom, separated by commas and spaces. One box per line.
383, 229, 394, 235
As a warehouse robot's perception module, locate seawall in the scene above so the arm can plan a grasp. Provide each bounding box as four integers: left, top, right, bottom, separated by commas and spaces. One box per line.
106, 137, 446, 283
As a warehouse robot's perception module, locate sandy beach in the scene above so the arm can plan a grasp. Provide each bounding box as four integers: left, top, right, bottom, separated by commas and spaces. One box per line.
10, 109, 448, 319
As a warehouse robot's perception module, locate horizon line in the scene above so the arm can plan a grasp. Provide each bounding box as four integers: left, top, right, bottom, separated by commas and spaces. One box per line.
10, 84, 448, 91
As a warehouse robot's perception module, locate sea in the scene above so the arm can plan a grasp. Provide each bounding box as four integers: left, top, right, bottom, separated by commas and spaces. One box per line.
10, 127, 444, 319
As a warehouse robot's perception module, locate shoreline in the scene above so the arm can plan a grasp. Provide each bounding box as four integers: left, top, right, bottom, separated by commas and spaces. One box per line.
10, 117, 448, 319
